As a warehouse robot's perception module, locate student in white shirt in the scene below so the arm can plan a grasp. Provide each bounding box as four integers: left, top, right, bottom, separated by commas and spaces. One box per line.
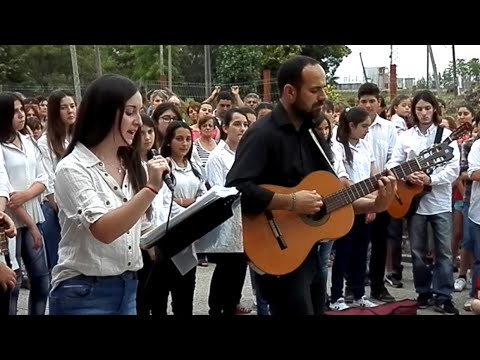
145, 121, 207, 316
357, 82, 398, 303
466, 134, 480, 312
329, 107, 377, 311
49, 75, 171, 315
204, 108, 249, 315
0, 92, 49, 315
389, 95, 411, 135
386, 90, 460, 315
0, 170, 18, 315
37, 89, 76, 272
311, 112, 351, 314
134, 113, 160, 315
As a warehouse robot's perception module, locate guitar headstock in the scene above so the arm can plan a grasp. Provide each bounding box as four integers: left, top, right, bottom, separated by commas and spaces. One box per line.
448, 122, 474, 142
417, 142, 454, 172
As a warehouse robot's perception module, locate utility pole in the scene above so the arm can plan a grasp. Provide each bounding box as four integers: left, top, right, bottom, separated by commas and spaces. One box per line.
426, 46, 430, 89
452, 45, 458, 97
204, 45, 212, 98
427, 45, 441, 95
167, 45, 172, 89
69, 45, 82, 103
389, 45, 397, 99
94, 45, 102, 77
204, 45, 209, 98
359, 52, 368, 82
159, 45, 164, 75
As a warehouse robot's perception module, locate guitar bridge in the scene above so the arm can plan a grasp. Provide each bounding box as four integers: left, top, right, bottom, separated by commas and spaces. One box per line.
265, 211, 287, 250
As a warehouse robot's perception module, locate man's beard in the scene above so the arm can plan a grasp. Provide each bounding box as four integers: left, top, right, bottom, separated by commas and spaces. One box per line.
291, 100, 322, 122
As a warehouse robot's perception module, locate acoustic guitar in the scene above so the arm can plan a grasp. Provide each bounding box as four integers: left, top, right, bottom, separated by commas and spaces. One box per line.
387, 122, 473, 220
242, 141, 455, 276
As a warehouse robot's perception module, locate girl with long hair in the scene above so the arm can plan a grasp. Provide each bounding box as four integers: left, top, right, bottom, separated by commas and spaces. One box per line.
48, 75, 170, 315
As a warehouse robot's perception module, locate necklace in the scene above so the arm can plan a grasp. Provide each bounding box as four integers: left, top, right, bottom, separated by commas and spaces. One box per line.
102, 159, 125, 173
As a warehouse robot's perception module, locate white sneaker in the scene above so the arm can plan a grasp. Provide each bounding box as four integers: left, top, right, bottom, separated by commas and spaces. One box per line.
454, 277, 467, 292
329, 297, 350, 311
464, 298, 475, 311
353, 295, 377, 308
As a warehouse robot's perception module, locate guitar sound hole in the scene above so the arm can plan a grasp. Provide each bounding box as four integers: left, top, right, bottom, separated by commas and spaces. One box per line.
307, 205, 327, 222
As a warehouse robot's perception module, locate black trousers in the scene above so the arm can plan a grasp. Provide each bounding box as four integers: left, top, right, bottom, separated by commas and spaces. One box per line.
207, 253, 248, 315
148, 255, 197, 316
387, 218, 404, 279
369, 211, 391, 292
136, 250, 154, 315
256, 247, 318, 315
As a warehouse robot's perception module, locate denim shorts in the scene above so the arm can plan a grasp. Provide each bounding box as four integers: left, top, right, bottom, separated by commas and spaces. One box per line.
453, 200, 464, 212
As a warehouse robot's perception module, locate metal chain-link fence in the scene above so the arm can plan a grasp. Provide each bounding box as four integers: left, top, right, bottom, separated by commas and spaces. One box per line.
1, 79, 281, 104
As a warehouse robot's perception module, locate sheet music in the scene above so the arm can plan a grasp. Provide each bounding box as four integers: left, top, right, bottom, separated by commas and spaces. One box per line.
140, 185, 239, 250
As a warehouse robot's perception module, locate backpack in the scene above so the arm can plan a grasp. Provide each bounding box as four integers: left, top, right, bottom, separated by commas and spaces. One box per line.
324, 299, 418, 315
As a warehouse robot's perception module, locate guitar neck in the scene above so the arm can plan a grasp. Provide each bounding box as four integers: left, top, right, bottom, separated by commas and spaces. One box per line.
324, 158, 423, 213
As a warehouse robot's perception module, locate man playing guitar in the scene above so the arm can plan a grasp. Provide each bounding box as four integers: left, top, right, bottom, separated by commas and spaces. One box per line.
226, 55, 396, 315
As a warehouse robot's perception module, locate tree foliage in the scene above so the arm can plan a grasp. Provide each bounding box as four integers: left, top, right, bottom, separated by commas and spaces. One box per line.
300, 45, 351, 84
0, 45, 353, 97
214, 45, 264, 84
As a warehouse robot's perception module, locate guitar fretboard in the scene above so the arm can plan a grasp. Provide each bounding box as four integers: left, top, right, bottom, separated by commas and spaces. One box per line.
324, 158, 423, 213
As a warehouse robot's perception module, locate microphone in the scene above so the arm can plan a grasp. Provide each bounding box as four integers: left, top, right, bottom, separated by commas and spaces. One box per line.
147, 149, 175, 192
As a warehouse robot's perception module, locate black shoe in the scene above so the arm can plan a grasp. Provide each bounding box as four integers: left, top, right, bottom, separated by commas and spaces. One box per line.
434, 300, 459, 315
371, 287, 395, 302
385, 274, 403, 288
417, 293, 434, 309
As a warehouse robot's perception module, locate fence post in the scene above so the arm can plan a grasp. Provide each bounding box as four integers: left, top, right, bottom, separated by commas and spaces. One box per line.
263, 70, 271, 103
389, 64, 397, 100
160, 75, 167, 89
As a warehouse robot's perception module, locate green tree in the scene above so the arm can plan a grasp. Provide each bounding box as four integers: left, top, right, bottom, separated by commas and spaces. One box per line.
107, 45, 184, 82
260, 45, 303, 75
213, 45, 350, 85
300, 45, 351, 84
0, 46, 25, 84
415, 76, 438, 90
467, 58, 480, 81
214, 45, 264, 84
177, 45, 209, 83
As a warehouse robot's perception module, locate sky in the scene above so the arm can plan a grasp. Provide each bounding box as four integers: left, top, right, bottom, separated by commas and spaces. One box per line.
334, 45, 480, 83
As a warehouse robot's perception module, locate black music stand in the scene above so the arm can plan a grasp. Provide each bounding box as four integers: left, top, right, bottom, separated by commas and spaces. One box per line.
142, 193, 240, 292
149, 194, 241, 259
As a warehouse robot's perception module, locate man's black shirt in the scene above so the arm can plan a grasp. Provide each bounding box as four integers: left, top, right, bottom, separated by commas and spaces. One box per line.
225, 103, 333, 215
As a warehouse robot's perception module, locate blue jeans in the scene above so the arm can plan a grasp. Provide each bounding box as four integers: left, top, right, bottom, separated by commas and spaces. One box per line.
462, 203, 476, 298
408, 212, 454, 302
49, 272, 138, 315
40, 201, 61, 271
311, 241, 333, 313
9, 225, 49, 315
249, 266, 270, 315
468, 219, 480, 300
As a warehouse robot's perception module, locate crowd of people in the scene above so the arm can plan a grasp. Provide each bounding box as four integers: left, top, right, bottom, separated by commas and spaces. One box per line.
0, 54, 479, 316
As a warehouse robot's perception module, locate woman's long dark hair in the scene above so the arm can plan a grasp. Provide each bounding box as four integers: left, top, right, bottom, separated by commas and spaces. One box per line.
0, 92, 27, 143
65, 74, 147, 200
160, 120, 202, 181
336, 106, 370, 164
313, 112, 332, 144
47, 89, 76, 160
